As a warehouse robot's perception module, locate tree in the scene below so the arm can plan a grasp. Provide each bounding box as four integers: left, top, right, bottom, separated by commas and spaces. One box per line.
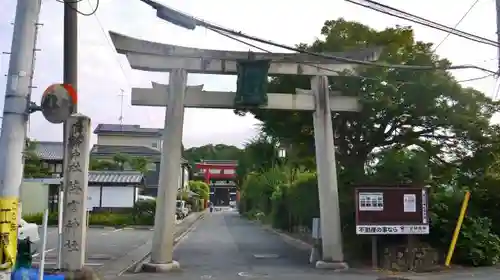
23, 139, 50, 178
242, 18, 499, 185
130, 157, 150, 174
89, 159, 118, 171
236, 133, 279, 187
183, 144, 242, 163
112, 153, 130, 171
90, 153, 150, 174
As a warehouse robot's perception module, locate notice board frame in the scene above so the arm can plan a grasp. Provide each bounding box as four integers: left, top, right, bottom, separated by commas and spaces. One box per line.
354, 185, 429, 235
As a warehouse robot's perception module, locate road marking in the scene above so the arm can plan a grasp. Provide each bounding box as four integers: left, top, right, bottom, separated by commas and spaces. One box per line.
101, 228, 123, 235
253, 254, 279, 259
237, 272, 269, 278
32, 248, 55, 258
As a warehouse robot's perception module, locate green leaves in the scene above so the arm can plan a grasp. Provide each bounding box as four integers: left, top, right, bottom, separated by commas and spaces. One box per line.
243, 19, 498, 185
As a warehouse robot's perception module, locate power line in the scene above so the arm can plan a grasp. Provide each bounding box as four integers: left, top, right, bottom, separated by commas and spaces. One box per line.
211, 27, 494, 89
56, 0, 99, 16
85, 0, 156, 124
344, 0, 498, 48
433, 0, 481, 51
183, 11, 497, 74
140, 1, 497, 74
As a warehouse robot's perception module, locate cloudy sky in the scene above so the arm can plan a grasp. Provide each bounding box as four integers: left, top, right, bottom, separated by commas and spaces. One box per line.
0, 0, 498, 148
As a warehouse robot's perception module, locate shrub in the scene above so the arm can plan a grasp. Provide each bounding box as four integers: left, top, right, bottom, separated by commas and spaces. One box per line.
425, 189, 500, 266
188, 181, 210, 200
22, 208, 155, 227
132, 200, 156, 225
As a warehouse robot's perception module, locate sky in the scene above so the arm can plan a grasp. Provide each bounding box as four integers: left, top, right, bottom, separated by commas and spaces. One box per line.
0, 0, 498, 148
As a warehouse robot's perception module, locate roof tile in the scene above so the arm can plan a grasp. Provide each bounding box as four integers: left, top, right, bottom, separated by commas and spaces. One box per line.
33, 141, 64, 161
88, 171, 144, 184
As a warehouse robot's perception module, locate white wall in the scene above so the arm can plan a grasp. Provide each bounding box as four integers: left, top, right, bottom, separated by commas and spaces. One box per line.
87, 186, 101, 209
101, 187, 135, 208
20, 182, 48, 215
97, 134, 161, 150
87, 185, 137, 208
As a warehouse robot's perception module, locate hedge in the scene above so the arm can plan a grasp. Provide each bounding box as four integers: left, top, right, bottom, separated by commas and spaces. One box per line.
239, 168, 500, 266
22, 211, 154, 227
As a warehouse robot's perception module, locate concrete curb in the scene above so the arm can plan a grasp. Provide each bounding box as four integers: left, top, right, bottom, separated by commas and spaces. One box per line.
100, 210, 207, 279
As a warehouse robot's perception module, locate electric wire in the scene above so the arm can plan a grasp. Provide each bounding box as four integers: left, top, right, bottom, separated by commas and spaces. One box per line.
56, 0, 99, 16
160, 4, 498, 75
345, 0, 498, 48
85, 0, 155, 124
211, 27, 494, 89
433, 0, 481, 51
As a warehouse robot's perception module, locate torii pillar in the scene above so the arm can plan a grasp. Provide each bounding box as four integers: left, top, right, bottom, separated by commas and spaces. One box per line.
109, 30, 381, 272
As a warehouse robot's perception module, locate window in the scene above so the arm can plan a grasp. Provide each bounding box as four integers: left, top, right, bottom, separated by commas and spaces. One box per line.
224, 169, 235, 174
55, 164, 63, 173
152, 143, 158, 148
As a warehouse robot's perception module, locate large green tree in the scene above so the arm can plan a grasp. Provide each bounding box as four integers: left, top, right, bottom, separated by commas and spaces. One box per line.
244, 18, 499, 184
183, 144, 242, 163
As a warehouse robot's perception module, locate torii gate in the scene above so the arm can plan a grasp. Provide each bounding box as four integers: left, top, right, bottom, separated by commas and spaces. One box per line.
109, 31, 381, 271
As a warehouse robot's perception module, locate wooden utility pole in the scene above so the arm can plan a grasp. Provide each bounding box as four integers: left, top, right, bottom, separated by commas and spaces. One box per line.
59, 0, 79, 271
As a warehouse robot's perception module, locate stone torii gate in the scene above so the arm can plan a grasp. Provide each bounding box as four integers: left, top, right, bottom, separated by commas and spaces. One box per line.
109, 31, 381, 271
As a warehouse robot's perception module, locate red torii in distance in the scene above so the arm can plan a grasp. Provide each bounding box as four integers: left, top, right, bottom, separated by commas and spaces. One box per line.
195, 162, 239, 202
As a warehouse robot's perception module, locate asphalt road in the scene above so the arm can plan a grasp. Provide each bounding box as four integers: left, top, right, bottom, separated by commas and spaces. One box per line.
32, 227, 153, 269
119, 208, 382, 280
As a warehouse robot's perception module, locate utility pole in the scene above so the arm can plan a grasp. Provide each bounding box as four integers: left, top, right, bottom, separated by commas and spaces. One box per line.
0, 0, 42, 278
58, 0, 79, 270
496, 0, 500, 74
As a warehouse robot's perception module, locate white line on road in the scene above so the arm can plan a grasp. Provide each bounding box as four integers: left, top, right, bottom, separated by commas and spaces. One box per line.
33, 227, 126, 258
101, 228, 123, 236
32, 248, 55, 258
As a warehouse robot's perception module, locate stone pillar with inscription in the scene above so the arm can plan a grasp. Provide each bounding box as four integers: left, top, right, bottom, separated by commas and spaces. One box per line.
60, 114, 91, 271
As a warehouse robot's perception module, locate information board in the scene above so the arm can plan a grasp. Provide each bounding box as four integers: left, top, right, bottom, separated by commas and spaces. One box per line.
355, 185, 429, 235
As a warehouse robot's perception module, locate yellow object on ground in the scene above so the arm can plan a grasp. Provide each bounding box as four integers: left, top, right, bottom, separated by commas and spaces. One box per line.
445, 191, 470, 267
0, 197, 19, 270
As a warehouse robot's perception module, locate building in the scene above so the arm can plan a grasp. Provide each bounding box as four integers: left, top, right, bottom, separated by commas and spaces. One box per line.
94, 124, 163, 149
194, 160, 238, 206
93, 124, 189, 196
22, 171, 146, 214
32, 141, 64, 177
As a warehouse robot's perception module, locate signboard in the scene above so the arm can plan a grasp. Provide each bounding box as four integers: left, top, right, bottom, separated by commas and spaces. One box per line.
355, 186, 429, 235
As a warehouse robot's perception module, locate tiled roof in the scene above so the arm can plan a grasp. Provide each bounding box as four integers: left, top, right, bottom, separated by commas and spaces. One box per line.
24, 171, 144, 185
89, 171, 144, 184
94, 124, 163, 136
33, 141, 64, 161
91, 144, 161, 156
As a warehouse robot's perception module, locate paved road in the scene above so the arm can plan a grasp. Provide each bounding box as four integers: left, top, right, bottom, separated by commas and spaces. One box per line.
120, 208, 381, 280
32, 227, 153, 269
